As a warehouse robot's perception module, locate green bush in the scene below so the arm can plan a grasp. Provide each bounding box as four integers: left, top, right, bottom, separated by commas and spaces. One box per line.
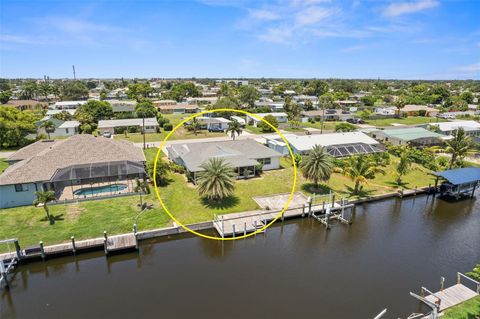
163, 123, 173, 131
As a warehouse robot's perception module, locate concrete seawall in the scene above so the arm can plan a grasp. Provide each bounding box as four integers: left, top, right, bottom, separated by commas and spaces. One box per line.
0, 187, 432, 264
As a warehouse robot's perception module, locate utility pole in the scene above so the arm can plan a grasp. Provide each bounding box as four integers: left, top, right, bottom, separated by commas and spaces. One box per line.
72, 65, 76, 80
142, 112, 146, 150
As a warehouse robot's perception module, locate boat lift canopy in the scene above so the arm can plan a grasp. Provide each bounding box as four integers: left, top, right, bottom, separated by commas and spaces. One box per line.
434, 167, 480, 185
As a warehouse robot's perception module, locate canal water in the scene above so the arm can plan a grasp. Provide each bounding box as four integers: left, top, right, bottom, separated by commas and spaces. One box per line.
1, 195, 479, 319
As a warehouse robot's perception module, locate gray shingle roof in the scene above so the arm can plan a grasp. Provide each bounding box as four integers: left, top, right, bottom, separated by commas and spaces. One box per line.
0, 135, 145, 185
168, 139, 282, 172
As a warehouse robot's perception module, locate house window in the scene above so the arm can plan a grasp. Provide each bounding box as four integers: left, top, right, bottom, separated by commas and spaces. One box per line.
66, 128, 69, 134
14, 184, 29, 192
257, 158, 271, 165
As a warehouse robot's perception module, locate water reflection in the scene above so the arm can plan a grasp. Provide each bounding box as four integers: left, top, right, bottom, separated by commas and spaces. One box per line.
1, 194, 479, 319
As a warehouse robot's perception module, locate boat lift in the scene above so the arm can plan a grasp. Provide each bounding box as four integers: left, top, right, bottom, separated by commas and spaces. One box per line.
0, 238, 22, 288
311, 198, 353, 229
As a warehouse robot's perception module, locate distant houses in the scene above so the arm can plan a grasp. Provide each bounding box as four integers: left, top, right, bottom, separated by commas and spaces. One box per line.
246, 112, 288, 127
426, 120, 480, 138
301, 109, 354, 122
400, 104, 439, 117
166, 139, 282, 183
154, 100, 200, 114
98, 118, 159, 135
50, 101, 87, 110
368, 127, 445, 147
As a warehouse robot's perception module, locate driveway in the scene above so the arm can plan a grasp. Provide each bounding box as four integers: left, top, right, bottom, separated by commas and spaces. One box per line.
0, 152, 14, 159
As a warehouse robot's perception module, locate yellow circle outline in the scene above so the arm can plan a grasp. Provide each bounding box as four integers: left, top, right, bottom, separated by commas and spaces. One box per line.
153, 108, 297, 240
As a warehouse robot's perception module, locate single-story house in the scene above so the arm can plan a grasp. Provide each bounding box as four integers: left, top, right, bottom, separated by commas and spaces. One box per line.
110, 100, 136, 113
254, 101, 285, 112
5, 100, 47, 111
45, 109, 76, 118
400, 105, 439, 117
98, 118, 159, 135
369, 127, 445, 147
188, 117, 231, 131
266, 132, 382, 157
0, 135, 146, 208
301, 109, 354, 122
374, 106, 396, 116
246, 112, 288, 127
186, 97, 218, 105
35, 118, 80, 138
166, 139, 282, 183
231, 116, 246, 126
50, 101, 87, 110
426, 120, 480, 138
156, 103, 200, 114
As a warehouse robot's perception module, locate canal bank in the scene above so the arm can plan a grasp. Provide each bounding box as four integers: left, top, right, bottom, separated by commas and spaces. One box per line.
1, 193, 479, 318
0, 186, 433, 265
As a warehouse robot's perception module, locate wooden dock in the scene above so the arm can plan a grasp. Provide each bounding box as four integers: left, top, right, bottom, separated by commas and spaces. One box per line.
105, 233, 137, 253
213, 193, 352, 237
425, 284, 478, 311
413, 272, 480, 316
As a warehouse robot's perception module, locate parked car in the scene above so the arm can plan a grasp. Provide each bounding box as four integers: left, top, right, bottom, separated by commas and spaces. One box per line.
208, 127, 225, 132
102, 131, 112, 138
347, 118, 364, 124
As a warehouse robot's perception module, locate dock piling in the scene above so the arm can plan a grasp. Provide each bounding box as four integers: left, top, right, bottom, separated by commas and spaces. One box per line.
103, 231, 108, 255
232, 224, 236, 238
71, 236, 76, 254
39, 241, 45, 260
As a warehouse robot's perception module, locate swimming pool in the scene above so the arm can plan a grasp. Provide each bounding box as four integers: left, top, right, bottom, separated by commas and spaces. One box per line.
73, 184, 128, 196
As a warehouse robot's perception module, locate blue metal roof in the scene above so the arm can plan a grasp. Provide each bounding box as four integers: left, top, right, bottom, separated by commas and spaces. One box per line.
435, 167, 480, 185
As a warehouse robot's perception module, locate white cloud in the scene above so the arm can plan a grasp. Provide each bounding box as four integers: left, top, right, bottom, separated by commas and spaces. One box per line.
341, 44, 368, 52
257, 26, 293, 44
454, 62, 480, 73
294, 6, 337, 26
289, 0, 331, 7
382, 0, 439, 17
249, 9, 281, 21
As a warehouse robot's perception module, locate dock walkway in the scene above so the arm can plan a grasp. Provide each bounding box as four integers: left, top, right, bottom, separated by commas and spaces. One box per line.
105, 233, 137, 252
425, 283, 478, 311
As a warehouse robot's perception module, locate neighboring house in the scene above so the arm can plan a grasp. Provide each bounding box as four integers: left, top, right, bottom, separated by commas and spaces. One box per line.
98, 118, 159, 135
369, 127, 445, 147
35, 118, 80, 138
335, 100, 359, 108
254, 101, 285, 112
5, 100, 47, 110
50, 101, 87, 110
246, 112, 288, 127
426, 120, 480, 138
0, 135, 146, 208
45, 109, 76, 118
265, 132, 382, 156
188, 117, 231, 131
374, 106, 397, 116
110, 100, 136, 113
166, 139, 282, 183
231, 116, 246, 126
301, 109, 354, 122
400, 105, 439, 117
155, 103, 200, 114
185, 97, 218, 105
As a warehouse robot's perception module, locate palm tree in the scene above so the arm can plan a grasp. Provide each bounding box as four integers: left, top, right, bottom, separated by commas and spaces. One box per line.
189, 117, 201, 136
41, 121, 55, 139
300, 145, 334, 190
445, 128, 473, 169
134, 178, 150, 208
33, 190, 56, 224
396, 147, 412, 185
197, 158, 236, 201
394, 96, 406, 118
342, 155, 385, 194
226, 120, 242, 140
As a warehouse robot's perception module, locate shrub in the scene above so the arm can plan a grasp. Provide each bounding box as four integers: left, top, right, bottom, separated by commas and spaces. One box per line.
170, 162, 185, 174
257, 115, 279, 133
128, 126, 138, 133
163, 123, 173, 131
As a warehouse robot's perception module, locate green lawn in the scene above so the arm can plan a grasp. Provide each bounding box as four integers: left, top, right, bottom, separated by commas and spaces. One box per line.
0, 149, 436, 252
301, 121, 345, 132
245, 125, 265, 134
442, 296, 480, 319
365, 116, 446, 127
0, 159, 8, 173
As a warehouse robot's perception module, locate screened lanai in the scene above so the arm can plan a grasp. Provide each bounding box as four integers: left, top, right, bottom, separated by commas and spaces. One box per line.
325, 143, 383, 158
46, 160, 147, 201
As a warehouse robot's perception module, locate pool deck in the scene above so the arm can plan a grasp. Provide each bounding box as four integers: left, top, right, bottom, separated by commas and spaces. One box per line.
58, 179, 135, 201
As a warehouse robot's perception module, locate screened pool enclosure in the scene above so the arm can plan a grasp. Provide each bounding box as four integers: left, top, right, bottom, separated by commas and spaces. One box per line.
44, 160, 147, 201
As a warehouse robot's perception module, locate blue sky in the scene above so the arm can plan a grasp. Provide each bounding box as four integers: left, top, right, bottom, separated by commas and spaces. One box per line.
0, 0, 479, 79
